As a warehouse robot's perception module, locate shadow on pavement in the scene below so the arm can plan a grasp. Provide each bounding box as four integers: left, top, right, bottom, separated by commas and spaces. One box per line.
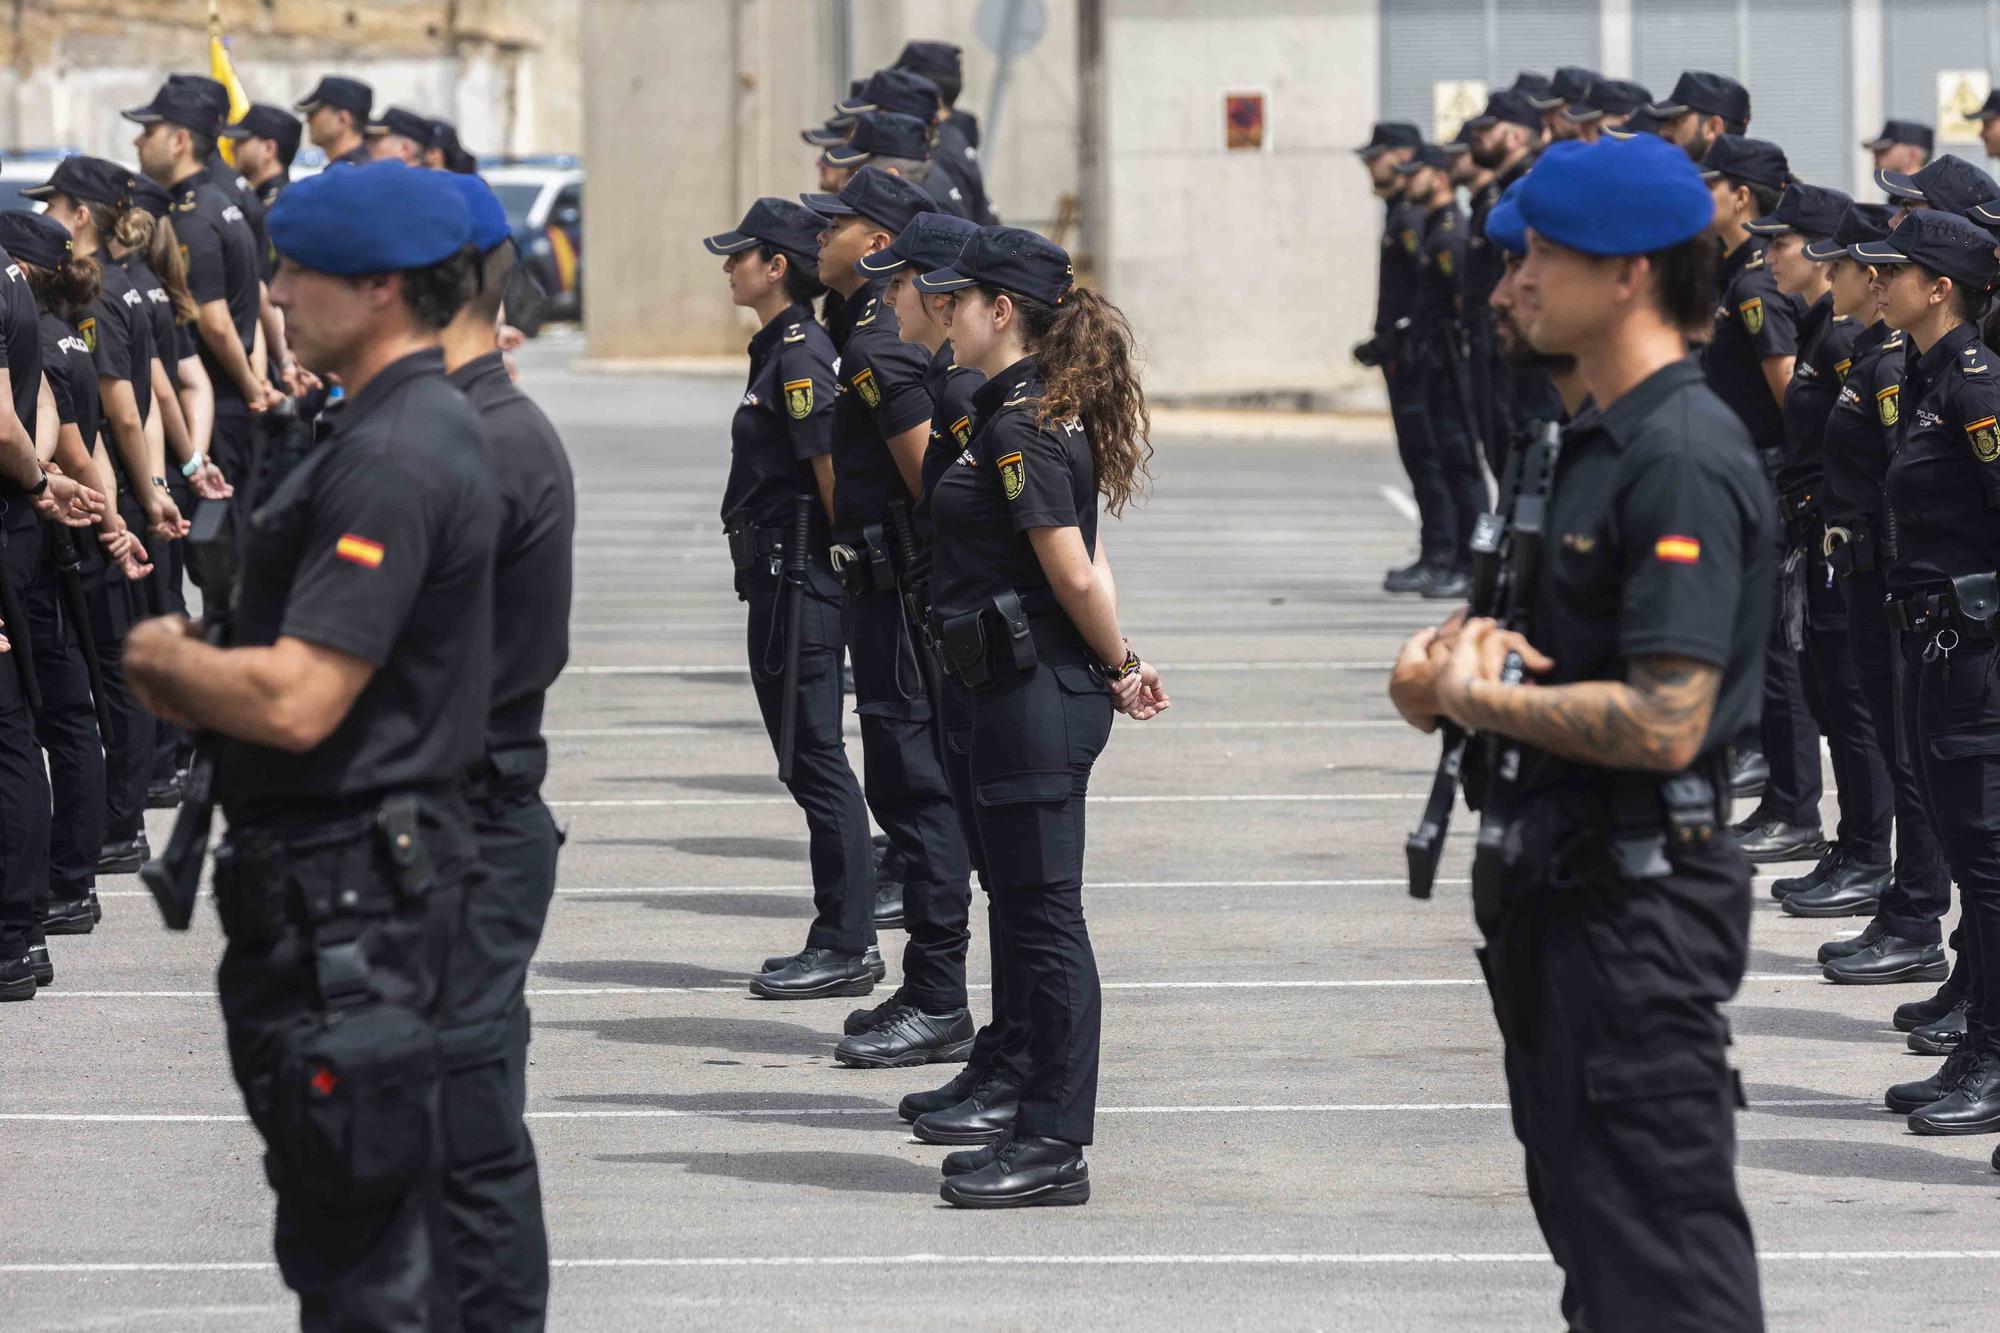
572, 891, 815, 919
1742, 1082, 1887, 1123
1740, 1136, 2000, 1186
534, 959, 752, 988
538, 1014, 834, 1057
553, 1089, 898, 1131
595, 1149, 938, 1194
1728, 1004, 1901, 1046
669, 835, 810, 861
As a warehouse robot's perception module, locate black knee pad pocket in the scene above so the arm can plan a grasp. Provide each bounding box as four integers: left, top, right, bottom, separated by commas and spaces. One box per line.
273, 1004, 439, 1210
1583, 1045, 1737, 1203
440, 1016, 525, 1169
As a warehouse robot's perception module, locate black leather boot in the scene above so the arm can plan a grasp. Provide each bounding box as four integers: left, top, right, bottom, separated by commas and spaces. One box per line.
747, 947, 877, 1000
938, 1135, 1090, 1208
834, 1006, 974, 1068
912, 1073, 1021, 1145
1907, 1054, 2000, 1135
898, 1062, 987, 1123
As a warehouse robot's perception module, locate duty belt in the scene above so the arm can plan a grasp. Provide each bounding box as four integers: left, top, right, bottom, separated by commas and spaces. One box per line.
829, 523, 894, 594
1821, 519, 1879, 577
1885, 574, 2000, 644
724, 508, 826, 576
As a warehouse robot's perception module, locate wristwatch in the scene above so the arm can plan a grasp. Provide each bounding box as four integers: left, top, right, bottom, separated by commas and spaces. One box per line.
1095, 645, 1142, 682
30, 472, 49, 497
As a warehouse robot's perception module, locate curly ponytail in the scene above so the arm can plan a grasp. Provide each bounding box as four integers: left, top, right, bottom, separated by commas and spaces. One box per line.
1006, 285, 1153, 516
19, 254, 103, 323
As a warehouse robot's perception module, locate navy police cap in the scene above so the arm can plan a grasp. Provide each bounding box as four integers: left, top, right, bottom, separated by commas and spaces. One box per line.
1483, 179, 1528, 258
1563, 78, 1652, 124
915, 225, 1075, 306
1850, 208, 2000, 291
1526, 65, 1598, 112
1467, 89, 1541, 132
838, 68, 943, 121
1517, 134, 1715, 256
1509, 72, 1553, 103
1876, 154, 2000, 217
1700, 134, 1790, 191
1393, 143, 1455, 175
444, 174, 512, 252
857, 211, 980, 277
704, 197, 831, 263
1803, 202, 1898, 262
1647, 70, 1751, 126
800, 165, 939, 235
267, 158, 471, 275
121, 78, 222, 137
21, 154, 133, 207
1746, 182, 1853, 239
1605, 105, 1669, 141
367, 107, 436, 148
0, 210, 75, 271
1979, 90, 2000, 123
1357, 121, 1422, 158
895, 40, 963, 81
823, 111, 932, 168
295, 75, 372, 119
1864, 119, 1934, 153
222, 104, 304, 161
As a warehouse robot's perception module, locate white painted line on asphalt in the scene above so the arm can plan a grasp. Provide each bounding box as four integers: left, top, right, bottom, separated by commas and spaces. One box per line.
1378, 485, 1420, 525
542, 719, 1407, 738
8, 1250, 1998, 1276
93, 877, 1468, 901
544, 793, 1425, 809
565, 661, 1393, 675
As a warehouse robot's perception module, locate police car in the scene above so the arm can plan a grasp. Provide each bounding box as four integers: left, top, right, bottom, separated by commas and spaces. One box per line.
0, 150, 78, 212
485, 156, 583, 322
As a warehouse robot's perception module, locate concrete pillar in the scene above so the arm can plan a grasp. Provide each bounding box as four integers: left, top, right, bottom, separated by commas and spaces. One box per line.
1850, 0, 1884, 199
1600, 0, 1634, 80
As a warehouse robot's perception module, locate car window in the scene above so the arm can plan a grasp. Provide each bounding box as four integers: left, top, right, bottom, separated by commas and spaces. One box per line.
490, 182, 544, 229
551, 184, 582, 224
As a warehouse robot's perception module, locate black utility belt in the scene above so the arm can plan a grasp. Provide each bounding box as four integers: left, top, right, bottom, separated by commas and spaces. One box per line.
1821, 519, 1880, 577
830, 524, 895, 594
465, 743, 548, 801
929, 590, 1076, 691
1500, 758, 1729, 894
1885, 574, 2000, 642
723, 509, 825, 574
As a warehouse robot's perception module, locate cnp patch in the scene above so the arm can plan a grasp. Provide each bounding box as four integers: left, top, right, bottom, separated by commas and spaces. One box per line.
852, 367, 880, 408
1436, 250, 1453, 277
1968, 415, 2000, 463
1738, 297, 1764, 336
1400, 229, 1419, 254
77, 316, 96, 353
951, 415, 973, 448
1877, 384, 1900, 427
334, 534, 385, 569
997, 451, 1025, 501
783, 378, 813, 420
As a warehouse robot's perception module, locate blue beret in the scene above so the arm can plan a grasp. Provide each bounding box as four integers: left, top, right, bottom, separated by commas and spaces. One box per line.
267, 160, 472, 274
1484, 179, 1528, 257
446, 174, 512, 252
1518, 134, 1715, 256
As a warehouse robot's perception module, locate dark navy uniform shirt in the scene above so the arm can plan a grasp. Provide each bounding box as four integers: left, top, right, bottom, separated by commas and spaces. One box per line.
117, 252, 181, 390
204, 155, 266, 270
933, 124, 997, 225
830, 278, 932, 542
448, 349, 575, 754
1703, 238, 1802, 456
1465, 156, 1531, 314
722, 301, 836, 529
1376, 197, 1424, 342
1885, 320, 2000, 595
1775, 293, 1862, 502
1522, 357, 1774, 795
1820, 320, 1904, 537
921, 168, 972, 220
929, 355, 1097, 623
919, 340, 985, 511
0, 242, 40, 467
171, 171, 262, 406
217, 349, 498, 821
87, 259, 155, 449
254, 174, 290, 280
38, 310, 99, 455
1418, 200, 1468, 334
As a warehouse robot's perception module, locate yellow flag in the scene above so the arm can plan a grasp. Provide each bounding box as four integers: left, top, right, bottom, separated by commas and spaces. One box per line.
210, 4, 250, 166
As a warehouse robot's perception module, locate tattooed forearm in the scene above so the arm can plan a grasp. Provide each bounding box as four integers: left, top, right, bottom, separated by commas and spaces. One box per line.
1458, 654, 1720, 772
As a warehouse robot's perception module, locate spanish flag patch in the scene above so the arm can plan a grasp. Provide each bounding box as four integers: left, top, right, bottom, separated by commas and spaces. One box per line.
1655, 535, 1701, 564
335, 534, 385, 569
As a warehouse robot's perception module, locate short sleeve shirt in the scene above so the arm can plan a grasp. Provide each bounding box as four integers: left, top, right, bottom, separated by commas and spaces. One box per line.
1885, 320, 2000, 593
117, 253, 181, 390
721, 301, 837, 528
928, 355, 1097, 622
1521, 356, 1775, 795
1418, 202, 1467, 328
1774, 293, 1863, 500
87, 261, 154, 434
1702, 237, 1802, 455
830, 277, 933, 541
171, 173, 262, 404
0, 243, 40, 476
217, 348, 499, 822
1819, 321, 1904, 533
38, 311, 99, 454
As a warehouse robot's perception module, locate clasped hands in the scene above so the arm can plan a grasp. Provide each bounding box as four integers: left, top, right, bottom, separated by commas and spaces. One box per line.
1389, 609, 1554, 733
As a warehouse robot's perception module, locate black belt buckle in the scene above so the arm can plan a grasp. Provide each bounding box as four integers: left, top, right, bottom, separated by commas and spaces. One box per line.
375, 794, 436, 900
1659, 770, 1719, 848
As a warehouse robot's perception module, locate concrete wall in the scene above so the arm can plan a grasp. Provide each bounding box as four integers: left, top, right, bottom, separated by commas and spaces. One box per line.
1099, 0, 1380, 404
0, 0, 580, 164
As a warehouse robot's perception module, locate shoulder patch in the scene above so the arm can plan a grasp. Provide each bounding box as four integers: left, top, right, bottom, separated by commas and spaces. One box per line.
851, 366, 880, 407
1962, 346, 1990, 376
951, 415, 973, 447
1436, 250, 1454, 277
1745, 253, 1766, 270
997, 450, 1025, 501
1834, 357, 1853, 380
1738, 296, 1764, 336
1967, 415, 2000, 463
77, 316, 96, 353
783, 378, 813, 419
853, 298, 879, 329
1877, 384, 1901, 426
1400, 229, 1419, 254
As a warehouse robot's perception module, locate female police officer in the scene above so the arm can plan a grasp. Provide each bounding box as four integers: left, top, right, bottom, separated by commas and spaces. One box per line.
1854, 210, 2000, 1142
704, 199, 885, 997
909, 227, 1167, 1207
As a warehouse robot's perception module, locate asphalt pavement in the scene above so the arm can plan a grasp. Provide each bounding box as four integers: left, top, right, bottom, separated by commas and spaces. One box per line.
4, 332, 1996, 1330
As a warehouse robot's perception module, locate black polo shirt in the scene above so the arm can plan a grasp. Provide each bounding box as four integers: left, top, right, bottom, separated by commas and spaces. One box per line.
830, 276, 932, 542
1465, 155, 1531, 313
0, 242, 39, 465
448, 349, 575, 754
722, 302, 836, 528
929, 354, 1097, 623
1376, 197, 1424, 341
1885, 320, 2000, 595
170, 170, 262, 407
205, 154, 266, 267
932, 127, 997, 225
117, 252, 182, 390
38, 311, 99, 455
1820, 320, 1904, 539
87, 259, 154, 436
1774, 293, 1862, 502
1703, 237, 1801, 456
1418, 200, 1468, 331
1521, 356, 1773, 795
920, 339, 984, 507
217, 348, 498, 822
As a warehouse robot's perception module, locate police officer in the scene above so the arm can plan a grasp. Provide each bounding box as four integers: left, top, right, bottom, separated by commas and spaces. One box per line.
1700, 135, 1824, 863
819, 110, 969, 220
895, 40, 998, 225
1464, 91, 1559, 473
1392, 133, 1767, 1329
773, 166, 973, 1014
705, 198, 886, 1000
1395, 142, 1489, 597
1648, 70, 1753, 161
1557, 77, 1652, 144
366, 107, 437, 166
1805, 202, 1958, 993
1354, 121, 1454, 593
223, 104, 303, 261
426, 119, 478, 174
1978, 91, 2000, 162
434, 172, 574, 1332
1866, 120, 1933, 177
913, 226, 1166, 1205
295, 75, 374, 168
1522, 66, 1601, 143
1877, 154, 2000, 224
123, 160, 493, 1327
835, 68, 982, 222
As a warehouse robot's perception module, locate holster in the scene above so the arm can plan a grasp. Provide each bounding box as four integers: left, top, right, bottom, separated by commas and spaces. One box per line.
932, 590, 1040, 691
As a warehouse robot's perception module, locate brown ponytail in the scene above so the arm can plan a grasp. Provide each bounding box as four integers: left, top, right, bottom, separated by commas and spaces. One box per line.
148, 215, 199, 325
1006, 285, 1153, 516
113, 204, 155, 257
20, 254, 103, 323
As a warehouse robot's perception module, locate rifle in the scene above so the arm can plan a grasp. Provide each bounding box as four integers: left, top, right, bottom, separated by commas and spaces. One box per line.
49, 526, 112, 741
775, 493, 812, 785
139, 497, 240, 931
884, 496, 942, 700
1404, 420, 1560, 899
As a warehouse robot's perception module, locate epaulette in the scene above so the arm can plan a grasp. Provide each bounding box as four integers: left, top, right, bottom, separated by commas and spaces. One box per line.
1744, 253, 1766, 270
1883, 332, 1907, 349
853, 298, 879, 328
1961, 344, 1990, 377
1831, 314, 1853, 325
781, 322, 806, 344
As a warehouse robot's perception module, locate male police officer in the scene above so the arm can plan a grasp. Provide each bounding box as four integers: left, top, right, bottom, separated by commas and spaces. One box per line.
1650, 71, 1753, 161
1523, 66, 1600, 143
433, 172, 574, 1332
1392, 133, 1768, 1331
124, 160, 491, 1329
895, 40, 997, 225
367, 108, 436, 167
820, 111, 970, 219
1464, 90, 1555, 469
296, 75, 374, 167
836, 69, 986, 223
224, 105, 304, 238
1866, 120, 1934, 177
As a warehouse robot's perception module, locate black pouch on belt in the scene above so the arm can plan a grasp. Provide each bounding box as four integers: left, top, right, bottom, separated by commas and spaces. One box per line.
991, 590, 1037, 673
723, 510, 754, 571
939, 608, 995, 689
273, 999, 440, 1209
1949, 572, 2000, 639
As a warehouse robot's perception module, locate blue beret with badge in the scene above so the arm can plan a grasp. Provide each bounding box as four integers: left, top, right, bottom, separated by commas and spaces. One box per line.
443, 173, 513, 252
268, 159, 471, 274
1518, 134, 1715, 256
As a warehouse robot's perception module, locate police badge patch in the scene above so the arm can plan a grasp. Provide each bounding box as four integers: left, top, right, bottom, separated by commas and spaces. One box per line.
997, 451, 1025, 501
783, 378, 813, 419
78, 316, 96, 353
852, 367, 880, 407
1967, 415, 2000, 463
1877, 384, 1900, 427
951, 415, 973, 447
1738, 297, 1764, 336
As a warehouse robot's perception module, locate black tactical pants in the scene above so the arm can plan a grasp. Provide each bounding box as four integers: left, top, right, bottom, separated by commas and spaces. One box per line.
1799, 553, 1890, 863
216, 796, 473, 1333
1482, 820, 1763, 1332
0, 504, 51, 957
1900, 629, 2000, 1058
1417, 353, 1490, 570
1761, 537, 1823, 827
438, 747, 561, 1333
938, 675, 1027, 1082
82, 539, 152, 844
742, 550, 875, 955
1384, 356, 1452, 566
844, 583, 971, 1008
27, 526, 105, 907
1843, 572, 1950, 942
959, 642, 1113, 1145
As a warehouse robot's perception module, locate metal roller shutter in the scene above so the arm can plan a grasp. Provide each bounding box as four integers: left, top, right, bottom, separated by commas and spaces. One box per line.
1380, 0, 1490, 135
1882, 0, 1993, 162
1493, 0, 1601, 87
